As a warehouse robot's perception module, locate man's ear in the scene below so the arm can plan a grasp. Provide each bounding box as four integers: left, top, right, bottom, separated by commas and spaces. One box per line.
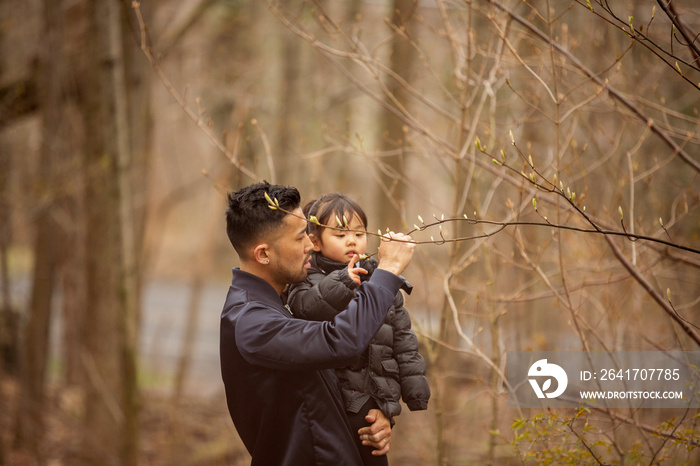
309, 233, 322, 252
253, 244, 271, 265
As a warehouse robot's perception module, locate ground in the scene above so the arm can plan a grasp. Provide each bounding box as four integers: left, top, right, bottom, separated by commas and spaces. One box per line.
1, 379, 251, 466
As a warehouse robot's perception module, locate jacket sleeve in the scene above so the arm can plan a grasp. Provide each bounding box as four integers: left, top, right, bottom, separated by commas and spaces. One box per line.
287, 269, 358, 321
235, 269, 403, 371
392, 293, 431, 411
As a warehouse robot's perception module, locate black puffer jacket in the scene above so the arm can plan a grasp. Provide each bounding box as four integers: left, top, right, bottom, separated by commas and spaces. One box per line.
286, 253, 430, 419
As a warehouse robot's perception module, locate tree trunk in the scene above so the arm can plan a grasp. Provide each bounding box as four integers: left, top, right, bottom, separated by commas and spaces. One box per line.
275, 0, 302, 185
375, 0, 418, 230
79, 0, 138, 463
15, 0, 65, 456
0, 141, 9, 466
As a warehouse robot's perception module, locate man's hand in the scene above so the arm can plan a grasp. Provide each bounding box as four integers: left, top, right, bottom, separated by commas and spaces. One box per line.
358, 409, 391, 456
377, 232, 415, 276
347, 254, 368, 286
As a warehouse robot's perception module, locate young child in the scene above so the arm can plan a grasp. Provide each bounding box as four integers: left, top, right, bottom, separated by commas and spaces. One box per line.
286, 193, 430, 465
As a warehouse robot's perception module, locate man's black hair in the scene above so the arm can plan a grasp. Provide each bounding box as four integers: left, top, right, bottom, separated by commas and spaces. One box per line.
226, 181, 301, 258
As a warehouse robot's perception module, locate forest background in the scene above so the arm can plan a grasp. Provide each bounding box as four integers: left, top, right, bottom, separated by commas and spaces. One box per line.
1, 0, 699, 464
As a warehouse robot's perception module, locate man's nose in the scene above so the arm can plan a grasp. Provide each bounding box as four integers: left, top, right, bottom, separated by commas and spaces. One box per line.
303, 234, 313, 252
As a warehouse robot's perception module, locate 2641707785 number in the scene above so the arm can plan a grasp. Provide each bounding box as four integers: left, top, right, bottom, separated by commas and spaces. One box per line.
600, 368, 680, 381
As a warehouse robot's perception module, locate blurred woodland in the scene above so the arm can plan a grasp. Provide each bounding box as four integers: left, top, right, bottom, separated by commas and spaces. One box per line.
1, 0, 700, 464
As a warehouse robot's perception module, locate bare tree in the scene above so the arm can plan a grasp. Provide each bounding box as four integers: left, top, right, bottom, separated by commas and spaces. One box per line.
377, 0, 419, 230
78, 0, 139, 463
15, 0, 66, 458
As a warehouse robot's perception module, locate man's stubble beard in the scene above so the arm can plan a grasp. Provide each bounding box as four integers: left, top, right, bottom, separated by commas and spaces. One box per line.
275, 258, 309, 286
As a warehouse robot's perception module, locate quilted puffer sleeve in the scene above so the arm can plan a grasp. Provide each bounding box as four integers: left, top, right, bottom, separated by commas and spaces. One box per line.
287, 269, 358, 322
392, 292, 431, 411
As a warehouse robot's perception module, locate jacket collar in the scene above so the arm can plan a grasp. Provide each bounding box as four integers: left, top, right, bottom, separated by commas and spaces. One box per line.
310, 251, 378, 275
230, 268, 286, 308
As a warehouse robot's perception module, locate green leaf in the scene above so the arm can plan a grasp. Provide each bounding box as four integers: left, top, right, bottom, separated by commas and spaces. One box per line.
511, 418, 526, 431
264, 191, 274, 206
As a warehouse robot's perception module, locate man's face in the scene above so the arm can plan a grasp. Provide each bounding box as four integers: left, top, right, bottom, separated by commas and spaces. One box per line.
268, 207, 313, 289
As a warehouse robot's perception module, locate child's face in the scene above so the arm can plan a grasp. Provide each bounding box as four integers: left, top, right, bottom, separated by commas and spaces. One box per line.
312, 213, 367, 264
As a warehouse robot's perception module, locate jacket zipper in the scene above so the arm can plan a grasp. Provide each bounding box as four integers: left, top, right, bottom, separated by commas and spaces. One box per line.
363, 345, 372, 393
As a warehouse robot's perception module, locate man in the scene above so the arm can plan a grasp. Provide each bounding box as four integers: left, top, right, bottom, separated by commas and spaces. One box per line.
220, 182, 416, 465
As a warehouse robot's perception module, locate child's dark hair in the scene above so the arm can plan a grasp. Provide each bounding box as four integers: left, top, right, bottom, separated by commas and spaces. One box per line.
226, 181, 301, 257
303, 193, 368, 239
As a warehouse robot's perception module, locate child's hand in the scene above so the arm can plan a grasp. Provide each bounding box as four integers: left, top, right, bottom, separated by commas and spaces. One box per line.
347, 254, 368, 286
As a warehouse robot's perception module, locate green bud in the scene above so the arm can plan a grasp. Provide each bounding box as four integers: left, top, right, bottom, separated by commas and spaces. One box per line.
532, 198, 537, 209
619, 206, 624, 220
528, 155, 534, 167
659, 217, 664, 227
509, 129, 515, 145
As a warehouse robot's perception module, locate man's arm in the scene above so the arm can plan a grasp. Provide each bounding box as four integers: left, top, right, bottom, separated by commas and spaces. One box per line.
235, 232, 416, 370
235, 270, 402, 369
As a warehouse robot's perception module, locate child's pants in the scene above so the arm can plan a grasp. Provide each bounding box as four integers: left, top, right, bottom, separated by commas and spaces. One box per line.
346, 398, 390, 466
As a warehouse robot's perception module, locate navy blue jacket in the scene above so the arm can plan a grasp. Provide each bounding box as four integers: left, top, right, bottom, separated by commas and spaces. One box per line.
220, 267, 403, 465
